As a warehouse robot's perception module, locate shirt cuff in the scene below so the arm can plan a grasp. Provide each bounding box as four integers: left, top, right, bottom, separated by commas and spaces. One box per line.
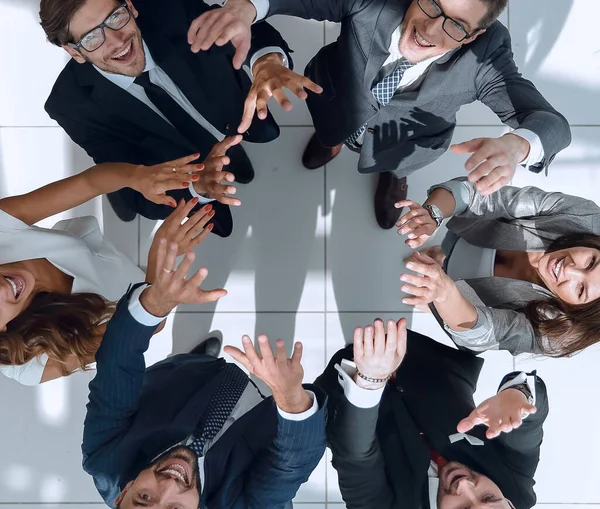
248, 0, 270, 22
187, 185, 216, 204
335, 359, 385, 409
127, 284, 168, 326
498, 371, 537, 406
277, 390, 319, 421
511, 128, 545, 168
249, 47, 289, 77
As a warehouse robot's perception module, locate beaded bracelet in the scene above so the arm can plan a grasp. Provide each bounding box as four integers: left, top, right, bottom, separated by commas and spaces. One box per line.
357, 371, 392, 384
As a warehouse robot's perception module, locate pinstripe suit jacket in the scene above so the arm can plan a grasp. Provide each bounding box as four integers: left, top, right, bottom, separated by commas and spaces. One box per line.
266, 0, 570, 176
429, 178, 600, 355
82, 284, 327, 508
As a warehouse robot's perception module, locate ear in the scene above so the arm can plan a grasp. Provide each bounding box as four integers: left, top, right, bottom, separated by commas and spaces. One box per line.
125, 0, 139, 18
61, 44, 87, 64
114, 481, 134, 506
464, 27, 486, 44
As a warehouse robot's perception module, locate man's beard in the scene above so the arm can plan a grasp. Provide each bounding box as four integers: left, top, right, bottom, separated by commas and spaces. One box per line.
150, 445, 202, 494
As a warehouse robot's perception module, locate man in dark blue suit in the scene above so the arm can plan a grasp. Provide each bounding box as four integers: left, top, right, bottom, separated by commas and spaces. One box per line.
82, 239, 327, 508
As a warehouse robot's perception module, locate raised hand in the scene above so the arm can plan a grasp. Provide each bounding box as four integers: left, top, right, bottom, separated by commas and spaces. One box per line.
192, 136, 243, 206
187, 0, 257, 69
131, 153, 204, 207
224, 335, 313, 414
238, 54, 323, 133
395, 200, 438, 248
400, 252, 456, 306
140, 239, 226, 317
451, 134, 530, 196
457, 388, 537, 439
354, 319, 407, 381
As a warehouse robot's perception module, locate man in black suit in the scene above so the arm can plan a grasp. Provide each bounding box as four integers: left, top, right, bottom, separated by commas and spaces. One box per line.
83, 238, 326, 508
40, 0, 321, 236
186, 0, 571, 229
315, 318, 548, 509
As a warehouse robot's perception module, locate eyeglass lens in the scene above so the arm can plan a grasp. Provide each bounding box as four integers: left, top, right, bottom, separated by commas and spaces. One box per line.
80, 5, 131, 51
418, 0, 468, 41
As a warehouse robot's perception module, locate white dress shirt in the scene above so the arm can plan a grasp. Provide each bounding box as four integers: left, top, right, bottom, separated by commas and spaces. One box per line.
0, 210, 146, 386
129, 282, 319, 491
335, 359, 535, 509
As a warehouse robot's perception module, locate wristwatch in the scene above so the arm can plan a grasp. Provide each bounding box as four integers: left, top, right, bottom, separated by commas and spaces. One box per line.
503, 383, 534, 405
423, 203, 444, 228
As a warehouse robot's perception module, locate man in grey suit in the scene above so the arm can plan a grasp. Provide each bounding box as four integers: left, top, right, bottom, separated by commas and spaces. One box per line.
185, 0, 571, 229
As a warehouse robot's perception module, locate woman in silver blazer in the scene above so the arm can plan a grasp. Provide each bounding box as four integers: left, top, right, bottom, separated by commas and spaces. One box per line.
0, 155, 218, 385
396, 177, 600, 357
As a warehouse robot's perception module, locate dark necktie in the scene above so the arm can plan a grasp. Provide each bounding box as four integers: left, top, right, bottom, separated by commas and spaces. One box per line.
134, 71, 207, 149
188, 364, 249, 458
346, 59, 416, 148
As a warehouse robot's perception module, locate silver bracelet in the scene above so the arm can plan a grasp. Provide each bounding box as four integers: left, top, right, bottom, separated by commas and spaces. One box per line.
356, 371, 392, 384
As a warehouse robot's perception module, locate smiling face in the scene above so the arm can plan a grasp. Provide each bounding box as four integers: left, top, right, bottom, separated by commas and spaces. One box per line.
437, 462, 513, 509
0, 267, 37, 332
63, 0, 146, 77
535, 247, 600, 305
115, 446, 201, 509
399, 0, 488, 63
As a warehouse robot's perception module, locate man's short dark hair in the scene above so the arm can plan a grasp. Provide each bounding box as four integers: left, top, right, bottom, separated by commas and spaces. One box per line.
478, 0, 509, 28
39, 0, 114, 46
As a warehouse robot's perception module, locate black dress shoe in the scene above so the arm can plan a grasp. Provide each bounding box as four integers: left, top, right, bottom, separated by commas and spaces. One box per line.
189, 336, 222, 357
227, 144, 254, 184
374, 172, 408, 230
107, 190, 136, 222
302, 133, 343, 170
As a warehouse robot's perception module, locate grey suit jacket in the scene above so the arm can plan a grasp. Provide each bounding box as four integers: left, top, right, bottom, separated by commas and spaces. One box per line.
429, 178, 600, 355
266, 0, 571, 176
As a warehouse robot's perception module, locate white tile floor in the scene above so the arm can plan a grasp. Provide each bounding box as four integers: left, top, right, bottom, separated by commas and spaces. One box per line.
1, 0, 599, 506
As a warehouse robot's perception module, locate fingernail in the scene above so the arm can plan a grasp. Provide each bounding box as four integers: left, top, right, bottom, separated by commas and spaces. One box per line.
234, 201, 241, 206
208, 223, 214, 230
400, 275, 407, 281
242, 336, 250, 343
408, 233, 415, 239
401, 285, 408, 292
192, 175, 200, 181
182, 182, 190, 187
192, 197, 199, 204
204, 204, 212, 211
406, 262, 414, 269
209, 211, 215, 218
193, 153, 200, 158
196, 164, 204, 169
402, 299, 408, 304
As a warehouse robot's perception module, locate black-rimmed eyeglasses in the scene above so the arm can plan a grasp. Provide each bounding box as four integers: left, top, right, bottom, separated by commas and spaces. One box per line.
68, 2, 132, 53
416, 0, 481, 42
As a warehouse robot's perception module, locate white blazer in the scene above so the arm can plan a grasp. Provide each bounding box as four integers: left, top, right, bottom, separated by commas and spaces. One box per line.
0, 210, 146, 385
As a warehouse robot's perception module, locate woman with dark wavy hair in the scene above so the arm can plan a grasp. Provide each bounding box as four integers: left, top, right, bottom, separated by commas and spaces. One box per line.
395, 177, 600, 357
0, 154, 215, 385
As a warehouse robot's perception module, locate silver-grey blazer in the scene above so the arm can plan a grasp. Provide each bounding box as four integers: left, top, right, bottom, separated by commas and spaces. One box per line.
429, 178, 600, 355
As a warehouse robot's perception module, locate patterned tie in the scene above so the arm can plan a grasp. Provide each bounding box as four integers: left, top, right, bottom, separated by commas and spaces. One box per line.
345, 59, 415, 148
188, 364, 249, 458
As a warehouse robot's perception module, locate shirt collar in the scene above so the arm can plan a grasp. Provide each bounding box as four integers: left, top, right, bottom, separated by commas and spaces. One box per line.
93, 39, 157, 90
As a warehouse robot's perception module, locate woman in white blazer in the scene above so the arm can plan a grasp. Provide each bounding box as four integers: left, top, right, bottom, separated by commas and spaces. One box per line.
0, 155, 218, 386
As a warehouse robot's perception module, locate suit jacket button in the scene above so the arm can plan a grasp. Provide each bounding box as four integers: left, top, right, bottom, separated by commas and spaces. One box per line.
224, 123, 231, 132
367, 127, 376, 134
397, 386, 404, 393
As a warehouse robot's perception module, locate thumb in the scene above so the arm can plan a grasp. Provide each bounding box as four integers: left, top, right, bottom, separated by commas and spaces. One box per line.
451, 138, 484, 155
200, 288, 228, 303
456, 415, 478, 433
152, 194, 178, 208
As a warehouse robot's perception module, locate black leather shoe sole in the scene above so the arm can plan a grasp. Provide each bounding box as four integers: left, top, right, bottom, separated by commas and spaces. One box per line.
228, 144, 254, 184
107, 191, 136, 222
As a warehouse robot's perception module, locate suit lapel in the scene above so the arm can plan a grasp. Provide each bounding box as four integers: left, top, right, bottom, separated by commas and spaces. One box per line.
75, 62, 194, 151
363, 0, 407, 90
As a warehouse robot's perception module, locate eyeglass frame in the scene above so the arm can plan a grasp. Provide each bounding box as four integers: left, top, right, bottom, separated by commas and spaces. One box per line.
67, 2, 132, 53
416, 0, 482, 43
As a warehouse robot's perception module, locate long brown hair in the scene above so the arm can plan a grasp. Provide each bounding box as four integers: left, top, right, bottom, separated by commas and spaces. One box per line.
525, 233, 600, 357
0, 292, 115, 376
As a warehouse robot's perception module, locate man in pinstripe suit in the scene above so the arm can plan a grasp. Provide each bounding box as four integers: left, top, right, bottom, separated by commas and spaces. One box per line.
81, 240, 326, 509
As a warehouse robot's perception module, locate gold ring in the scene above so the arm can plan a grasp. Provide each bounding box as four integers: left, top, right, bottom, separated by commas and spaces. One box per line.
163, 268, 172, 274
